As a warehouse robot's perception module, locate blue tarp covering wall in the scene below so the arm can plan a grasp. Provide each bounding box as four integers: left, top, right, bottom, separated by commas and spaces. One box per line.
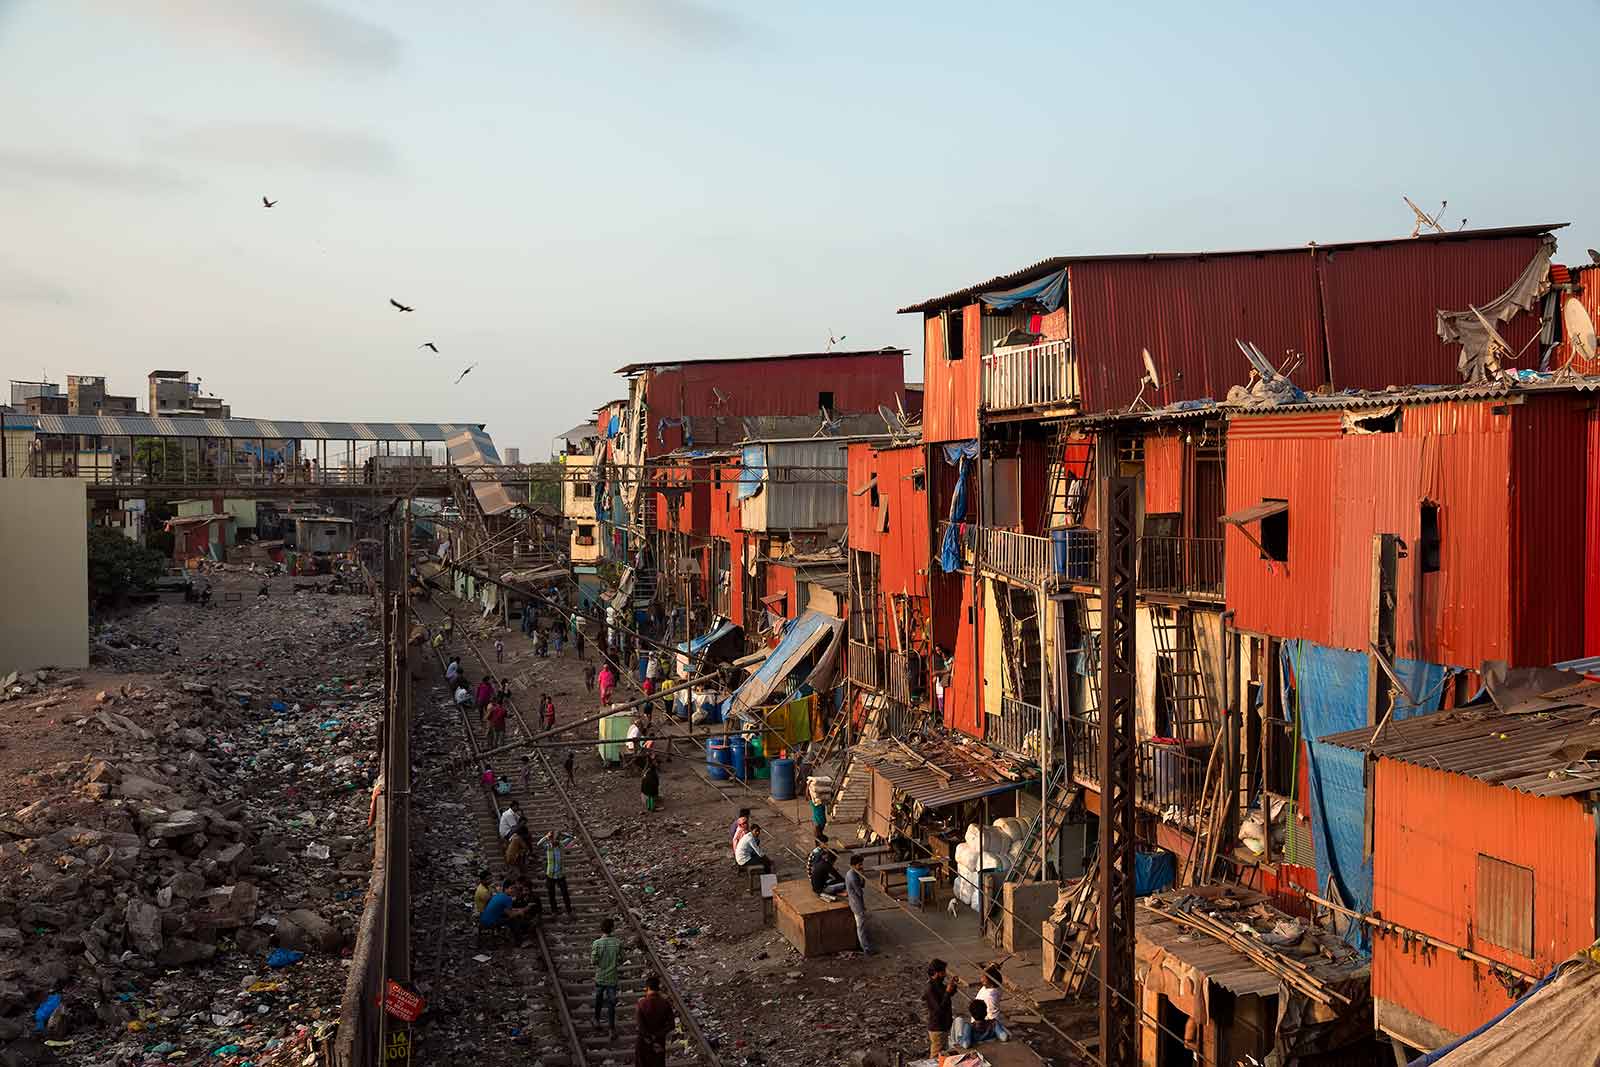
980, 267, 1067, 312
938, 441, 978, 573
738, 444, 765, 500
1280, 640, 1452, 948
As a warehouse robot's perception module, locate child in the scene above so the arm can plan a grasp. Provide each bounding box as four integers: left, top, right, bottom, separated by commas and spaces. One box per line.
480, 766, 497, 789
584, 664, 597, 693
543, 694, 557, 731
641, 756, 660, 812
563, 748, 576, 785
486, 699, 508, 747
967, 999, 998, 1045
494, 638, 505, 663
472, 869, 493, 917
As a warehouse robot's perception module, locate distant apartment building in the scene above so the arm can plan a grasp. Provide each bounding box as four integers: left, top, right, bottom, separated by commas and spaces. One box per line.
66, 375, 138, 416
9, 380, 60, 408
149, 370, 230, 418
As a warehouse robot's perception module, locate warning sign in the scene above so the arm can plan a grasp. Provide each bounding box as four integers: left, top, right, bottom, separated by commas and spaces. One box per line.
384, 980, 426, 1023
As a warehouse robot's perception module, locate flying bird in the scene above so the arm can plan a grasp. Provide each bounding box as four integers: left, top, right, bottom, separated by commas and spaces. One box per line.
262, 196, 277, 208
420, 342, 438, 353
389, 299, 414, 312
454, 363, 478, 385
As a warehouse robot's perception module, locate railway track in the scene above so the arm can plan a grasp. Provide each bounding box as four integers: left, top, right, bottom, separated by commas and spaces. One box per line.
413, 594, 719, 1067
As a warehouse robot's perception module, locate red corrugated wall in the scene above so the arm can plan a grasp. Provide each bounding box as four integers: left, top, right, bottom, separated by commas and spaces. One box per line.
641, 352, 905, 456
1226, 399, 1583, 668
1372, 760, 1595, 1039
1558, 266, 1600, 375
1144, 432, 1185, 514
945, 571, 982, 737
1589, 408, 1600, 656
766, 562, 798, 626
727, 531, 745, 628
1509, 395, 1589, 666
1070, 254, 1328, 413
921, 304, 981, 444
1316, 235, 1547, 390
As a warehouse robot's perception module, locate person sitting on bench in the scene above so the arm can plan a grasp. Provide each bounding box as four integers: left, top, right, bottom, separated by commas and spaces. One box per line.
735, 823, 772, 874
809, 847, 846, 899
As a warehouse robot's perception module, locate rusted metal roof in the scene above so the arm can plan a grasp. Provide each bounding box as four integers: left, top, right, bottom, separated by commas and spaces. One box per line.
1320, 700, 1600, 798
16, 413, 481, 441
897, 224, 1568, 313
615, 348, 907, 375
851, 736, 1035, 815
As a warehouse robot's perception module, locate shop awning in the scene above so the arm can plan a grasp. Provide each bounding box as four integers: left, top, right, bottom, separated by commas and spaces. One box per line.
725, 610, 843, 717
1220, 500, 1288, 526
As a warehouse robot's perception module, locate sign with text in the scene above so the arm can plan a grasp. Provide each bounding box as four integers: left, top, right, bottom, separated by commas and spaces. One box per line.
384, 981, 426, 1023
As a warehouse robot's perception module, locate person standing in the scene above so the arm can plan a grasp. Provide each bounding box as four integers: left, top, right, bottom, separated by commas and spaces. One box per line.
542, 694, 557, 731
576, 629, 587, 660
598, 664, 616, 705
485, 698, 508, 747
925, 959, 958, 1060
539, 828, 575, 915
494, 637, 505, 663
845, 853, 872, 954
640, 756, 660, 812
551, 626, 564, 657
635, 973, 676, 1067
475, 676, 495, 716
584, 663, 597, 693
563, 747, 576, 785
591, 917, 623, 1037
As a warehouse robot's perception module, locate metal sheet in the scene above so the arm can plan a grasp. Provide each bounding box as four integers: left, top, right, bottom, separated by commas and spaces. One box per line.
1143, 432, 1184, 514
1316, 235, 1547, 391
1369, 756, 1596, 1039
739, 440, 851, 532
25, 414, 477, 441
1509, 395, 1589, 667
920, 305, 981, 444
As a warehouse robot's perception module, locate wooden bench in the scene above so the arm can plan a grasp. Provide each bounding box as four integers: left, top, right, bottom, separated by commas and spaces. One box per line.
773, 879, 858, 957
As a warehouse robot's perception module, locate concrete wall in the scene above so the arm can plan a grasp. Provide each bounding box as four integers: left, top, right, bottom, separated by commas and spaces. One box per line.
1, 479, 88, 671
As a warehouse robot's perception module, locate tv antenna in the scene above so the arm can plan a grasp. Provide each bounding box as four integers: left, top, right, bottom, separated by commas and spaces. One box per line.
1127, 347, 1162, 412
1404, 195, 1466, 237
826, 329, 847, 352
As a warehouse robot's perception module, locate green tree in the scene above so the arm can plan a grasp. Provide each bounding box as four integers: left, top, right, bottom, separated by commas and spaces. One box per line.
134, 437, 181, 481
87, 526, 166, 604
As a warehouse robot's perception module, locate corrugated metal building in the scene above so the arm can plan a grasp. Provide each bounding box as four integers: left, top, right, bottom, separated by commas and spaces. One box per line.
1322, 706, 1600, 1051
901, 225, 1563, 438
738, 439, 859, 533
619, 350, 908, 456
1223, 390, 1590, 669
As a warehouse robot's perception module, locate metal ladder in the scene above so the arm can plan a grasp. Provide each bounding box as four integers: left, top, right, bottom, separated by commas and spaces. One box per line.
1006, 759, 1075, 885
1151, 605, 1211, 740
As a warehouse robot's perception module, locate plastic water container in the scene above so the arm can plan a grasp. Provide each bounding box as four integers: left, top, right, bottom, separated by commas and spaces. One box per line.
906, 865, 931, 904
707, 739, 730, 780
727, 736, 748, 781
770, 758, 797, 801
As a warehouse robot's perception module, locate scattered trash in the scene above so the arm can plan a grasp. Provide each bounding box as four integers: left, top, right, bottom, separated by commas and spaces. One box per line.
267, 948, 305, 968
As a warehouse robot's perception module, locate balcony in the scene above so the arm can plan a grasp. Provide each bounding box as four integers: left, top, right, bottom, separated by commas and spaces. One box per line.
848, 639, 882, 691
986, 696, 1043, 759
1138, 535, 1224, 601
980, 527, 1097, 587
982, 339, 1079, 413
1065, 715, 1213, 825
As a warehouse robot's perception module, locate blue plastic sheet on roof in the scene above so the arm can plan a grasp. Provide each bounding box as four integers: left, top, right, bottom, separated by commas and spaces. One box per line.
606, 414, 619, 438
678, 619, 737, 655
938, 441, 978, 573
726, 611, 838, 715
1280, 640, 1452, 950
738, 444, 765, 499
979, 267, 1067, 312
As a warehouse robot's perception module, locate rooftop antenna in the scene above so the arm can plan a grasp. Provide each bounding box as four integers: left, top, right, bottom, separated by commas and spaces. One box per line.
1127, 347, 1162, 412
1237, 339, 1279, 381
1404, 195, 1448, 237
826, 329, 847, 352
1557, 297, 1599, 381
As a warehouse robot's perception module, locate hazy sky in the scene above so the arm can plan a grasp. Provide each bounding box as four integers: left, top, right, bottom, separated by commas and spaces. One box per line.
2, 1, 1596, 457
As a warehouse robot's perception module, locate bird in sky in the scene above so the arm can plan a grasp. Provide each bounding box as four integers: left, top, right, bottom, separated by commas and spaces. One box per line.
454, 363, 478, 385
261, 196, 277, 208
390, 299, 414, 312
420, 342, 439, 353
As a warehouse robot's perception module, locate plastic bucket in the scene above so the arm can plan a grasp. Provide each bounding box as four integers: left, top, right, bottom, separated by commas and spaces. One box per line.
770, 758, 797, 801
906, 865, 931, 904
707, 739, 730, 781
727, 736, 748, 781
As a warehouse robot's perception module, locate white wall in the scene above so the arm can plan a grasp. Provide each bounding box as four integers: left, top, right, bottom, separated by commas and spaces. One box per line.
1, 479, 89, 671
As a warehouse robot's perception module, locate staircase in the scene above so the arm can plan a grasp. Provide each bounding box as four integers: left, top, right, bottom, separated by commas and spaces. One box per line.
1151, 605, 1211, 740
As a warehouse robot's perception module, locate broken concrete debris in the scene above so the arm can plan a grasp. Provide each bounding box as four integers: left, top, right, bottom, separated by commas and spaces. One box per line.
0, 593, 380, 1064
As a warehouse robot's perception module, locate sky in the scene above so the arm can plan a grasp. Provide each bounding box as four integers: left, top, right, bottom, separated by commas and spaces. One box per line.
1, 1, 1597, 458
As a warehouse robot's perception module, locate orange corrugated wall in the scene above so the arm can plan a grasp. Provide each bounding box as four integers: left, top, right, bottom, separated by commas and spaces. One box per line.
921, 304, 981, 444
1143, 432, 1185, 514
1373, 759, 1595, 1038
945, 571, 982, 737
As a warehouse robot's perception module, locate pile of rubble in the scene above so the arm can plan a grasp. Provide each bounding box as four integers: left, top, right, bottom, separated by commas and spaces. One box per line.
0, 594, 384, 1066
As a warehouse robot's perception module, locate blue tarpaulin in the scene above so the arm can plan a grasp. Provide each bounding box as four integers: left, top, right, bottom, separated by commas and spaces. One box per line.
725, 611, 843, 717
738, 444, 765, 499
1135, 849, 1176, 896
979, 267, 1067, 312
938, 440, 978, 573
1280, 640, 1451, 948
606, 414, 619, 438
679, 619, 737, 655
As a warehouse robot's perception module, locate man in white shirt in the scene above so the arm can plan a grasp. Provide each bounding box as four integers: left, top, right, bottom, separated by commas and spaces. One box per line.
498, 801, 523, 841
735, 824, 772, 873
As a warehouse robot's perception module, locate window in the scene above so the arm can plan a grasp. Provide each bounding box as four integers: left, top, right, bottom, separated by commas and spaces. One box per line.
1419, 501, 1440, 573
869, 483, 880, 508
1260, 503, 1289, 562
713, 468, 722, 490
942, 309, 965, 361
1476, 854, 1533, 957
574, 482, 593, 498
818, 391, 834, 412
577, 523, 595, 546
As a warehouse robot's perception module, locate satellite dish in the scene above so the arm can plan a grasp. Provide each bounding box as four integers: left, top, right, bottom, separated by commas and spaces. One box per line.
1563, 297, 1598, 366
1128, 347, 1163, 412
878, 403, 909, 438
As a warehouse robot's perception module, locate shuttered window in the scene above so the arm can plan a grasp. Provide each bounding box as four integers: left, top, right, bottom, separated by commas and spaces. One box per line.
1476, 854, 1534, 958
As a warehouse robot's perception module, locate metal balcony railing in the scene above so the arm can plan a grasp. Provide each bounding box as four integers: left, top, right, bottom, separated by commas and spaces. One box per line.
1138, 535, 1224, 600
986, 696, 1043, 759
980, 528, 1052, 586
982, 339, 1079, 413
886, 650, 922, 706
847, 639, 882, 690
1065, 715, 1212, 823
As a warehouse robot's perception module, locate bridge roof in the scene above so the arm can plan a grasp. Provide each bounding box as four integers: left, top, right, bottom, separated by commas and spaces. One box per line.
10, 413, 483, 441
